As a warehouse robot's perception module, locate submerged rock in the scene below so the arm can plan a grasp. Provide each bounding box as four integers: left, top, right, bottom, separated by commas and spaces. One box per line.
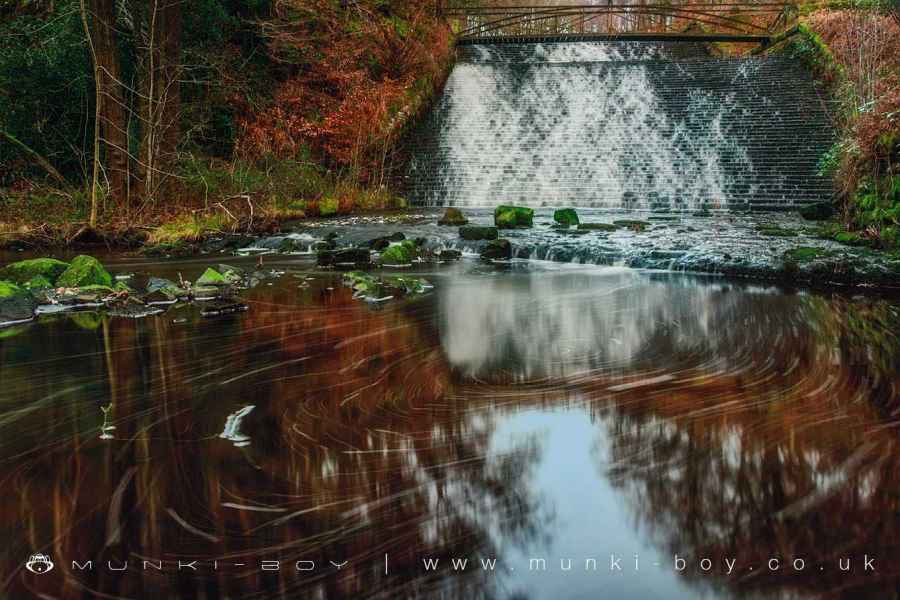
318, 247, 371, 267
495, 205, 534, 229
107, 298, 165, 319
366, 232, 405, 250
481, 239, 512, 261
200, 298, 249, 317
439, 249, 462, 261
146, 277, 184, 300
612, 220, 650, 231
757, 226, 798, 238
0, 258, 69, 286
459, 226, 498, 241
438, 207, 468, 226
57, 255, 113, 288
0, 281, 36, 323
553, 208, 579, 226
342, 271, 432, 302
577, 222, 619, 231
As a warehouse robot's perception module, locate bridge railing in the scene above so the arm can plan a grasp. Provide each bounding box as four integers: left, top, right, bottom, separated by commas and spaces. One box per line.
446, 2, 795, 41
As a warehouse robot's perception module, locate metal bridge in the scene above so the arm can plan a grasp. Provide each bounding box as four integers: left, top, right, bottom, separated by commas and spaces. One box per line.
446, 2, 796, 45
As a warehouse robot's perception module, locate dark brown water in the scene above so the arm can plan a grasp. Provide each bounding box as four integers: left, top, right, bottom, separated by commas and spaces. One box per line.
1, 256, 899, 599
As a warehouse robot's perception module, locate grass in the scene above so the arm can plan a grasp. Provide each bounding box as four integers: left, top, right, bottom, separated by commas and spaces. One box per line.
2, 155, 413, 248
146, 213, 235, 245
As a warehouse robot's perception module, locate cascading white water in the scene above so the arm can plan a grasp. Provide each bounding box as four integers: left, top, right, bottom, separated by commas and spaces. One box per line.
406, 41, 833, 211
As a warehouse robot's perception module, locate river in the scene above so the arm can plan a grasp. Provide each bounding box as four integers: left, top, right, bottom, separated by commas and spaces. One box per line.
1, 250, 898, 599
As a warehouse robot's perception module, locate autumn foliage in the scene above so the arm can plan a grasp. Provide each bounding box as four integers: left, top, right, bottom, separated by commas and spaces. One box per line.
238, 0, 453, 186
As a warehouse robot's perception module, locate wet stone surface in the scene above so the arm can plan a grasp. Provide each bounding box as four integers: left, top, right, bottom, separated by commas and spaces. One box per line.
232, 209, 900, 288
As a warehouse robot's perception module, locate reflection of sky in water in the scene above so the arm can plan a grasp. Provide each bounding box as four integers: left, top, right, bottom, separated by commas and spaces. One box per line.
487, 408, 709, 599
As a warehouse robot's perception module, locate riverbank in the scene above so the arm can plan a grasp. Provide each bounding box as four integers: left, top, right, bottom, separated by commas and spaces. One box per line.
3, 207, 899, 324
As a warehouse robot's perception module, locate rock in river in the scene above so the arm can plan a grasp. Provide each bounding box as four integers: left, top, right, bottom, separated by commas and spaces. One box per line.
459, 226, 498, 241
553, 208, 579, 227
379, 241, 417, 266
438, 207, 468, 226
495, 205, 534, 229
0, 281, 37, 324
0, 258, 69, 286
56, 255, 113, 288
317, 247, 371, 267
481, 239, 512, 261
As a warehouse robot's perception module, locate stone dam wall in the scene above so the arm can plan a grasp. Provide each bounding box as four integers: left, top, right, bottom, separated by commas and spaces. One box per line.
404, 41, 835, 211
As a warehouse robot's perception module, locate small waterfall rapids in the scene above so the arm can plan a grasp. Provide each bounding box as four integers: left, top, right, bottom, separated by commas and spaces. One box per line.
405, 41, 833, 211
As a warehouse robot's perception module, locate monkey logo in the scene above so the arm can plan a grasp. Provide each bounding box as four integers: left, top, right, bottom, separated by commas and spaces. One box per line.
25, 554, 54, 574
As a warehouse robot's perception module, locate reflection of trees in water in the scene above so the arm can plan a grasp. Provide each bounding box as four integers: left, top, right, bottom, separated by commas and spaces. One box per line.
598, 318, 900, 599
0, 283, 545, 599
1, 272, 899, 599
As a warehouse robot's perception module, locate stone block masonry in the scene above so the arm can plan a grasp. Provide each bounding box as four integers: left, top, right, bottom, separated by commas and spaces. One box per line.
404, 41, 835, 211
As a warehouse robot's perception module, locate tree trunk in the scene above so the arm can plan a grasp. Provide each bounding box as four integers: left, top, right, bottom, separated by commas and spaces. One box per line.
79, 0, 101, 227
92, 0, 129, 207
136, 0, 182, 201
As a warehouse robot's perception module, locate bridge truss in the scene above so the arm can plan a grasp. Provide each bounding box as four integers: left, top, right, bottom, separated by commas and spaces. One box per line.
446, 2, 796, 44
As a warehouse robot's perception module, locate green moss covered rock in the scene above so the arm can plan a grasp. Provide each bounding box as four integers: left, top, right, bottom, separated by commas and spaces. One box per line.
438, 207, 468, 226
195, 267, 228, 286
0, 258, 69, 285
379, 240, 417, 265
495, 205, 534, 228
24, 275, 53, 290
553, 208, 579, 226
0, 281, 36, 323
57, 256, 113, 288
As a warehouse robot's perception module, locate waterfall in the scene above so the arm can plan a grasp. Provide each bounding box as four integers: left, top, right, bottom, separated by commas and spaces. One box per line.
406, 41, 833, 211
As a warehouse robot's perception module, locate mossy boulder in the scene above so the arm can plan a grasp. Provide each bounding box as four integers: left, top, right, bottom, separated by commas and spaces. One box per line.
494, 205, 534, 229
578, 222, 619, 231
438, 207, 468, 226
798, 201, 835, 221
24, 275, 53, 290
481, 239, 512, 261
379, 240, 417, 265
459, 226, 498, 240
57, 255, 113, 288
0, 281, 37, 323
553, 208, 579, 226
0, 258, 69, 286
195, 268, 228, 286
